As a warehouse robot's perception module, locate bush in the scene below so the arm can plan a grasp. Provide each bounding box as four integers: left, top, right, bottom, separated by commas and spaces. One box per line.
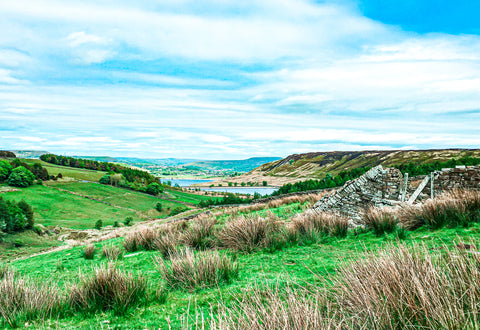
155, 249, 238, 291
94, 220, 103, 230
146, 182, 163, 196
102, 245, 124, 260
155, 202, 163, 212
17, 200, 34, 229
170, 206, 188, 216
362, 207, 397, 235
83, 244, 96, 259
99, 175, 111, 185
124, 216, 133, 226
7, 166, 35, 187
215, 215, 281, 253
69, 263, 147, 315
0, 271, 64, 328
0, 160, 12, 182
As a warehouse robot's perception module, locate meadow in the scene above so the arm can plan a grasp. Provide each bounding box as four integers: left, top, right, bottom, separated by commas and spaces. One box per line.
3, 190, 480, 329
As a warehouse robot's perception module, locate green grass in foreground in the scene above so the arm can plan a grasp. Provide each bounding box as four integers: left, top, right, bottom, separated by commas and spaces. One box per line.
7, 217, 480, 329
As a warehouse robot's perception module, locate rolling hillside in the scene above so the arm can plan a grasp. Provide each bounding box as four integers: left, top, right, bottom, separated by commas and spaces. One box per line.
184, 157, 281, 172
201, 149, 480, 187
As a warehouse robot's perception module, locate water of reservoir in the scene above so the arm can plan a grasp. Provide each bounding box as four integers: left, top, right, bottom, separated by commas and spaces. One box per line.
159, 178, 214, 187
198, 187, 278, 196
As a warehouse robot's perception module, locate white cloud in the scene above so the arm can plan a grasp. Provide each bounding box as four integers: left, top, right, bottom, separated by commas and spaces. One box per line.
67, 31, 107, 47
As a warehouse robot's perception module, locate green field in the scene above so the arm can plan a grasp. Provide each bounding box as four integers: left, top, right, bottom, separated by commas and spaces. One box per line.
164, 189, 222, 205
23, 159, 107, 181
6, 209, 480, 329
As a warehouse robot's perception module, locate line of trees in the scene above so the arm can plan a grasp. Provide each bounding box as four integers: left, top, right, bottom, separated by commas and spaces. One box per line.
272, 166, 372, 196
394, 156, 480, 176
199, 194, 253, 208
40, 154, 156, 185
0, 196, 34, 233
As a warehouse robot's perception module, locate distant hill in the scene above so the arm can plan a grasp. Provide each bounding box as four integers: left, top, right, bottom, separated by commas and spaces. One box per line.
184, 157, 282, 173
9, 150, 49, 159
199, 149, 480, 187
71, 157, 200, 166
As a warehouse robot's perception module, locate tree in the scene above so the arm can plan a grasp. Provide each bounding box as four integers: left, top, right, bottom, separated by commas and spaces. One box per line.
99, 175, 111, 185
262, 181, 268, 186
0, 160, 12, 181
146, 182, 162, 196
7, 166, 35, 187
155, 202, 163, 212
17, 200, 34, 229
95, 220, 103, 230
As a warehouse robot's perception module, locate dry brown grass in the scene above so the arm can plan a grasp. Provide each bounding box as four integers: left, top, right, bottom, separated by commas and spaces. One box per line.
70, 263, 147, 315
101, 244, 124, 260
215, 214, 281, 253
289, 210, 349, 240
0, 271, 64, 328
334, 242, 480, 329
123, 226, 159, 252
180, 215, 217, 250
155, 248, 238, 291
362, 207, 398, 235
201, 284, 339, 330
398, 190, 480, 230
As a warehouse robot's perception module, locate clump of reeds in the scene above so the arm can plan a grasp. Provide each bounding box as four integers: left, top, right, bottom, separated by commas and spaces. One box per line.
82, 244, 96, 259
398, 189, 480, 230
215, 214, 281, 253
0, 271, 64, 328
288, 210, 349, 242
334, 242, 480, 329
123, 226, 159, 252
69, 263, 147, 315
180, 215, 217, 250
155, 249, 238, 291
362, 207, 398, 235
101, 244, 124, 260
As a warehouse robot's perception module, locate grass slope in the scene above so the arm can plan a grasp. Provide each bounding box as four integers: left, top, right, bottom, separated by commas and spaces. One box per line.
5, 197, 480, 329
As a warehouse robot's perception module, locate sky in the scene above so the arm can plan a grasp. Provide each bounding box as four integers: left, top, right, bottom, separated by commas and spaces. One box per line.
1, 0, 479, 159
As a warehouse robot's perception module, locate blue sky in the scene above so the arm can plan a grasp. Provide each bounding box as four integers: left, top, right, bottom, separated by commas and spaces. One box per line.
1, 0, 479, 159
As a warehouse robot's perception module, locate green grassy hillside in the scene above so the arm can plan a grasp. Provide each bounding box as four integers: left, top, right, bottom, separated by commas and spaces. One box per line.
185, 157, 281, 172
3, 192, 480, 329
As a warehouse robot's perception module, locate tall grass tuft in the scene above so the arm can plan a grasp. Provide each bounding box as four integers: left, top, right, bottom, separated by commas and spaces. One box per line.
398, 190, 480, 230
154, 230, 181, 259
203, 283, 336, 330
181, 215, 217, 250
70, 263, 147, 315
334, 242, 480, 329
123, 226, 159, 252
289, 210, 349, 243
362, 207, 397, 235
102, 244, 124, 260
83, 244, 96, 259
215, 214, 281, 253
0, 271, 64, 328
155, 249, 238, 291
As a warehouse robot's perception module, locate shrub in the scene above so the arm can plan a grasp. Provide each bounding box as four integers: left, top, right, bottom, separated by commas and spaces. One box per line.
123, 226, 159, 252
0, 160, 12, 181
0, 271, 64, 328
146, 182, 163, 196
69, 263, 147, 315
7, 166, 35, 187
155, 249, 238, 291
362, 207, 397, 235
94, 220, 103, 230
102, 245, 124, 260
83, 244, 96, 259
99, 175, 111, 185
155, 202, 163, 212
215, 214, 281, 253
124, 216, 134, 226
170, 206, 187, 216
113, 221, 119, 228
17, 199, 34, 229
180, 215, 216, 250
